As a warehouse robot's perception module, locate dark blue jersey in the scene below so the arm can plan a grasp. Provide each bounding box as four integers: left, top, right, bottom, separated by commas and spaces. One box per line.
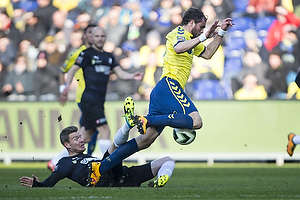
32, 153, 154, 187
75, 47, 118, 102
34, 154, 101, 187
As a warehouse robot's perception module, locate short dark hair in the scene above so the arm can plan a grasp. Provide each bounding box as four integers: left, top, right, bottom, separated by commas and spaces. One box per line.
182, 7, 207, 26
60, 126, 78, 145
84, 24, 97, 34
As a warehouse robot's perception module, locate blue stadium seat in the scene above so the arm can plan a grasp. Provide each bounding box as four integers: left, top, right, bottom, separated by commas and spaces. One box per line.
226, 36, 245, 51
192, 80, 226, 100
223, 58, 243, 79
20, 0, 38, 12
230, 17, 255, 32
233, 0, 249, 13
255, 16, 276, 42
255, 16, 276, 31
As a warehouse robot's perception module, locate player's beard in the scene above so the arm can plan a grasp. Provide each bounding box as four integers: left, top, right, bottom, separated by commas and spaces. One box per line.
94, 41, 104, 51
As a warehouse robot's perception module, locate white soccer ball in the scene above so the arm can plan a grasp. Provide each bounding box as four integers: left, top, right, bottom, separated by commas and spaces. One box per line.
173, 128, 196, 145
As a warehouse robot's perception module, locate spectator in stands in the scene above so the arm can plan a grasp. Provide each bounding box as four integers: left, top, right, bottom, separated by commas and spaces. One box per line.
234, 73, 268, 100
0, 8, 22, 47
0, 61, 7, 100
150, 0, 180, 39
160, 4, 183, 44
106, 40, 142, 101
33, 51, 59, 101
104, 5, 127, 48
52, 0, 79, 12
243, 28, 269, 64
245, 0, 280, 18
47, 10, 74, 47
231, 51, 271, 94
273, 24, 300, 75
265, 49, 290, 99
206, 0, 235, 20
39, 36, 64, 74
18, 39, 39, 72
0, 33, 17, 68
264, 6, 300, 52
0, 0, 13, 17
119, 0, 142, 26
2, 54, 35, 101
178, 0, 194, 12
62, 29, 85, 64
10, 1, 27, 33
200, 2, 218, 32
138, 30, 165, 100
31, 0, 58, 32
123, 10, 154, 49
77, 0, 110, 24
22, 12, 47, 47
74, 12, 91, 31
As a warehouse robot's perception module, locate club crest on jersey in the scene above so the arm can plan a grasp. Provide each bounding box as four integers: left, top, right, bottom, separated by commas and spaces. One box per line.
177, 36, 185, 41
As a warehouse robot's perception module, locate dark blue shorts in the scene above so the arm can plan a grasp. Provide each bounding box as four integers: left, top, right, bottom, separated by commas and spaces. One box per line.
148, 77, 198, 133
80, 99, 107, 130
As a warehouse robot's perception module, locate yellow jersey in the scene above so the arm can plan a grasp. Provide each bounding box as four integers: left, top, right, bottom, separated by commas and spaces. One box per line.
60, 45, 86, 103
161, 26, 205, 89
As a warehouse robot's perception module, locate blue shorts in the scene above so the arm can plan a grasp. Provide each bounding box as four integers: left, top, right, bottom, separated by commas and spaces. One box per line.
148, 77, 198, 133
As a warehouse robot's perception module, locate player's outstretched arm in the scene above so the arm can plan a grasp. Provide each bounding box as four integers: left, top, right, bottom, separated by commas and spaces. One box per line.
201, 18, 234, 59
113, 66, 144, 81
59, 64, 80, 106
20, 174, 39, 187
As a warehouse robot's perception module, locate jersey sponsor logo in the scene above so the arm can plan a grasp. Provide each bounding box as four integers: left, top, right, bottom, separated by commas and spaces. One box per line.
80, 157, 100, 165
91, 59, 102, 65
76, 56, 83, 64
94, 65, 110, 75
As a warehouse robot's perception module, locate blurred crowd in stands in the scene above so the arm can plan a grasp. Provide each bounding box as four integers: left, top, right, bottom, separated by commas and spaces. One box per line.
0, 0, 300, 101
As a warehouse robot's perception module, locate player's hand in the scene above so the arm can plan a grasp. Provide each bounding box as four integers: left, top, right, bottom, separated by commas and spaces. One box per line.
20, 174, 39, 187
205, 20, 219, 38
133, 72, 144, 81
220, 18, 234, 31
59, 87, 70, 106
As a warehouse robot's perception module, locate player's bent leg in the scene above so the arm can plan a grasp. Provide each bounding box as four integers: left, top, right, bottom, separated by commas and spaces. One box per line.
189, 111, 203, 129
149, 156, 175, 176
135, 127, 159, 150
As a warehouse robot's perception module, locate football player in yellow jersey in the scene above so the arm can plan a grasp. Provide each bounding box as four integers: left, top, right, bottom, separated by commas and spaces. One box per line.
123, 7, 234, 151
95, 7, 234, 185
47, 24, 101, 171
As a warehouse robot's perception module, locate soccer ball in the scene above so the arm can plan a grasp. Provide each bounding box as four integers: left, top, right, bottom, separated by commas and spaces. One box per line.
173, 128, 196, 145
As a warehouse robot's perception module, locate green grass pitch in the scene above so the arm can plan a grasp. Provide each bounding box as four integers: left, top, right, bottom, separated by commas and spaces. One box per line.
1, 162, 300, 200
